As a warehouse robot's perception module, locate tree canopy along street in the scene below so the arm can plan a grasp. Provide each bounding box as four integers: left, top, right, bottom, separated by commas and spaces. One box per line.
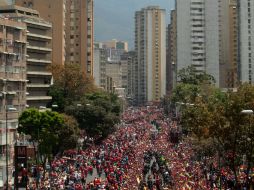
19, 104, 253, 189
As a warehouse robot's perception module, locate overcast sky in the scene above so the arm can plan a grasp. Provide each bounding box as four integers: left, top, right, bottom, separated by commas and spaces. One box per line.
94, 0, 175, 49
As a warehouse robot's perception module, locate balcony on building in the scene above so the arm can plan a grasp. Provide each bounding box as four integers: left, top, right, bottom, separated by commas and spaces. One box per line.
26, 96, 52, 101
27, 45, 52, 53
27, 83, 51, 88
24, 18, 52, 29
27, 71, 52, 76
27, 58, 52, 64
27, 33, 52, 41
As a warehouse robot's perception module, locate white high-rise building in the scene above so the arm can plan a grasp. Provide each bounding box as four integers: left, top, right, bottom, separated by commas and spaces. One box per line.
135, 6, 166, 105
176, 0, 220, 86
238, 0, 254, 84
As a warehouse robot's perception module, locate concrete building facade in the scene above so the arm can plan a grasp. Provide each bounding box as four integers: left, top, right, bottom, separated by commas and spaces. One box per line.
119, 52, 129, 90
176, 0, 220, 86
135, 6, 166, 105
0, 5, 53, 108
167, 10, 177, 95
175, 0, 240, 88
238, 0, 254, 84
65, 0, 94, 76
15, 0, 66, 65
15, 0, 94, 76
126, 51, 136, 103
219, 0, 238, 88
105, 61, 123, 88
102, 39, 128, 52
93, 48, 107, 90
0, 17, 27, 187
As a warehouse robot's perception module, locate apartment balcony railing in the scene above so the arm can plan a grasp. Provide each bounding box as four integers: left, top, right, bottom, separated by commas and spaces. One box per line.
27, 58, 51, 64
26, 96, 52, 101
27, 71, 52, 76
27, 84, 51, 88
25, 18, 52, 29
27, 33, 52, 41
27, 45, 52, 53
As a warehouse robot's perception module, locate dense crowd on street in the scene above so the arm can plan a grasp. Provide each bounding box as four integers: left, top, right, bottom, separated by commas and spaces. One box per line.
21, 105, 254, 189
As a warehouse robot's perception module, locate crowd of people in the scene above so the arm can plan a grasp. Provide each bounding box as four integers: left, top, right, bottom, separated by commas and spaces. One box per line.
21, 105, 254, 189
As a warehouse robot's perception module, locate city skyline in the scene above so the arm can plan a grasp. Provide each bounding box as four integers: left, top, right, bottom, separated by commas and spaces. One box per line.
94, 0, 175, 49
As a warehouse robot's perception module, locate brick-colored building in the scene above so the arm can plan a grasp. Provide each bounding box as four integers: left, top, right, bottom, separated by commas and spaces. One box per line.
0, 5, 53, 108
0, 16, 27, 187
15, 0, 94, 76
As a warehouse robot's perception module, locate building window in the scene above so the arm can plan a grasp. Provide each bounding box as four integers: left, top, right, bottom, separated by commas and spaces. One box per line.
28, 2, 33, 8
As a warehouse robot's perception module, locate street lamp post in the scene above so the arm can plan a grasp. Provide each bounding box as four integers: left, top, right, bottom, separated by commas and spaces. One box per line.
5, 105, 17, 188
241, 110, 253, 156
241, 110, 253, 133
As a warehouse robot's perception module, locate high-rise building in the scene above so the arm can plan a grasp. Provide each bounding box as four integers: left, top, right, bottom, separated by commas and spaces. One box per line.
219, 0, 238, 88
167, 10, 177, 95
175, 0, 240, 88
102, 39, 128, 52
15, 0, 66, 65
0, 17, 27, 186
238, 0, 254, 84
15, 0, 94, 76
65, 0, 94, 76
105, 61, 123, 88
126, 51, 136, 102
176, 0, 220, 86
119, 52, 129, 90
94, 40, 129, 93
93, 48, 107, 89
0, 5, 53, 108
134, 6, 166, 105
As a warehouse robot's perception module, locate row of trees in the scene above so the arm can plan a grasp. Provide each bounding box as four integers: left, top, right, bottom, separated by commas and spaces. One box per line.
18, 64, 121, 166
167, 66, 254, 186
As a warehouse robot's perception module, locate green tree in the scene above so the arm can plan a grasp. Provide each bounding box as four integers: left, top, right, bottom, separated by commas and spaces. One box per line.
18, 109, 81, 168
57, 114, 80, 154
178, 65, 215, 85
181, 83, 254, 186
48, 64, 96, 112
65, 92, 120, 141
170, 66, 215, 106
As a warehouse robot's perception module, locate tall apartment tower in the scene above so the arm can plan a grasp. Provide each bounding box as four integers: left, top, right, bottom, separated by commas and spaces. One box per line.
167, 10, 177, 95
93, 48, 107, 89
0, 5, 53, 108
219, 0, 238, 88
135, 6, 166, 105
15, 0, 94, 76
175, 0, 239, 88
238, 0, 254, 84
126, 51, 136, 101
65, 0, 94, 76
15, 0, 66, 65
0, 17, 27, 186
176, 0, 220, 86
